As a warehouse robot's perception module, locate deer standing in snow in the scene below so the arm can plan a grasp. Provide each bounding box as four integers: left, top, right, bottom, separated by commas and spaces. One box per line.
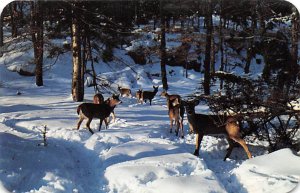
183, 99, 252, 161
77, 94, 122, 134
118, 86, 132, 97
168, 98, 184, 138
135, 89, 143, 103
140, 86, 159, 105
161, 90, 185, 135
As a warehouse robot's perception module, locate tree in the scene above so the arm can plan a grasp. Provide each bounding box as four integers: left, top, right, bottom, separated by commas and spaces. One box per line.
203, 0, 213, 95
9, 2, 18, 38
71, 2, 84, 102
291, 6, 299, 79
160, 0, 168, 91
0, 13, 3, 57
31, 1, 44, 86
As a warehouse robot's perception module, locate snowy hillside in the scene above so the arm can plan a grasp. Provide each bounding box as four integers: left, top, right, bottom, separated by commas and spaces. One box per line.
1, 37, 300, 193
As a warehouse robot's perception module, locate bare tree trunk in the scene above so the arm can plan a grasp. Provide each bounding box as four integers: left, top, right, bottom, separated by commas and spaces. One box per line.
219, 0, 224, 89
291, 6, 299, 78
31, 1, 44, 86
0, 13, 3, 57
257, 0, 265, 36
0, 14, 3, 48
71, 2, 84, 102
203, 0, 212, 95
9, 2, 18, 38
160, 0, 168, 91
210, 25, 215, 74
86, 27, 99, 93
245, 12, 256, 74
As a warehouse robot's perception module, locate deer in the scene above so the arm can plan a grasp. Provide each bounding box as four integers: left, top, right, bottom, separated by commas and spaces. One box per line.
135, 89, 143, 103
77, 94, 122, 134
93, 93, 120, 123
93, 93, 104, 104
118, 86, 132, 97
168, 98, 184, 138
182, 99, 252, 161
161, 90, 185, 133
141, 85, 159, 105
160, 90, 181, 109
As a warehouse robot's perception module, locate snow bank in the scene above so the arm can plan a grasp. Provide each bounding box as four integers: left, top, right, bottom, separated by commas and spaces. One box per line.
105, 152, 226, 193
234, 148, 300, 193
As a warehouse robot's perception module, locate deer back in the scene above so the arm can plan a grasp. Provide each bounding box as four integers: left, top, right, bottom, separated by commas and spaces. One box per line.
77, 103, 111, 119
184, 100, 227, 135
118, 86, 131, 96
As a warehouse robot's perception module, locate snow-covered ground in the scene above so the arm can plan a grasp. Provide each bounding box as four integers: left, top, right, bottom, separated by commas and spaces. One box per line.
1, 21, 300, 193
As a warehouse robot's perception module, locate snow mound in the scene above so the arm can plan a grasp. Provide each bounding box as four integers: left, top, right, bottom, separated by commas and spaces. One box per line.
234, 148, 300, 193
105, 153, 226, 193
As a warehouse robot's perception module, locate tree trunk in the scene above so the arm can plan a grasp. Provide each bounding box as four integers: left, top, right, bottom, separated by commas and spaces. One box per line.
0, 14, 3, 47
71, 2, 84, 102
9, 2, 18, 38
0, 13, 3, 57
203, 0, 212, 95
160, 1, 168, 91
31, 1, 44, 86
291, 6, 299, 79
258, 0, 265, 36
219, 0, 224, 89
244, 12, 256, 74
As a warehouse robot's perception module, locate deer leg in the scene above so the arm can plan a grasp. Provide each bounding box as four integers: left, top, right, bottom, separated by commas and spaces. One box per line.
224, 138, 235, 161
149, 99, 152, 105
180, 120, 184, 139
99, 119, 103, 131
111, 111, 116, 123
194, 133, 204, 156
169, 118, 173, 133
231, 136, 252, 159
104, 118, 108, 129
86, 119, 94, 134
77, 117, 84, 130
175, 120, 179, 136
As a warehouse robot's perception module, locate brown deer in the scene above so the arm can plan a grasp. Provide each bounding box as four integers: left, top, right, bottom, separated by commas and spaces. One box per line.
168, 98, 184, 138
141, 86, 159, 105
77, 94, 122, 134
93, 93, 119, 123
161, 90, 185, 133
135, 89, 143, 103
160, 90, 181, 109
93, 93, 104, 104
118, 86, 132, 97
183, 100, 252, 161
103, 94, 121, 123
